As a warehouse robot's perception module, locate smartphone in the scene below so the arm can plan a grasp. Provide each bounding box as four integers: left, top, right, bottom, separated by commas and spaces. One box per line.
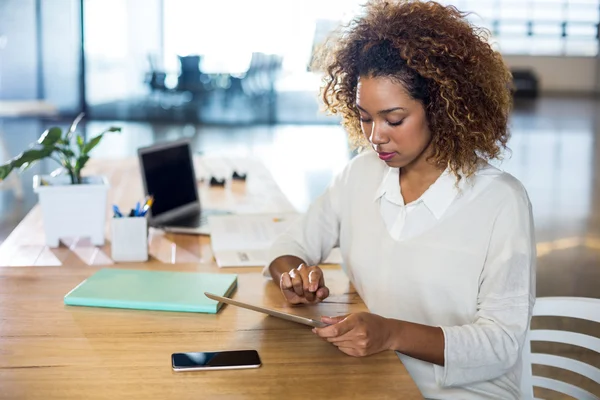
171, 350, 262, 371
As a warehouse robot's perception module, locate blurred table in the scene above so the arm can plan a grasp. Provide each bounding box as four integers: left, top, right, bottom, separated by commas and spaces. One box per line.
0, 156, 296, 267
0, 100, 58, 117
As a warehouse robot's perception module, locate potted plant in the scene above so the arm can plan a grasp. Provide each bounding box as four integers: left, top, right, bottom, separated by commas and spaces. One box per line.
0, 113, 121, 247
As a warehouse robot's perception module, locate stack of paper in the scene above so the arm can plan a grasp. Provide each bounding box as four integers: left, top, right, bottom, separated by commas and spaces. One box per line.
208, 213, 342, 267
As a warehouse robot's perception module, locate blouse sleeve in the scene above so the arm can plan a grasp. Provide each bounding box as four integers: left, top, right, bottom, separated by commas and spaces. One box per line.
434, 183, 536, 387
262, 167, 347, 277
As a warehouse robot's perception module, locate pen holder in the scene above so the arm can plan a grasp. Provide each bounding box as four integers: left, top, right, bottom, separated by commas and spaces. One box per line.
111, 217, 149, 262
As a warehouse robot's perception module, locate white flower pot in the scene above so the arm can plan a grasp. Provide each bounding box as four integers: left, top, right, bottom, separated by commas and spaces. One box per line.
33, 175, 109, 248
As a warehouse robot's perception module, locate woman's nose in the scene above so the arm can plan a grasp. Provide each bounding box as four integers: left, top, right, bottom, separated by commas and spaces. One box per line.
369, 121, 388, 145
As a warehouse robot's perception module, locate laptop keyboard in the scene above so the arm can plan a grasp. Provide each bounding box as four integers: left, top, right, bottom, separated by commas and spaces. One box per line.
167, 209, 228, 228
169, 213, 205, 227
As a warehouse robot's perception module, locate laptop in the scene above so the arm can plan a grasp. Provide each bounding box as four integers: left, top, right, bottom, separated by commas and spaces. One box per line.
138, 139, 228, 235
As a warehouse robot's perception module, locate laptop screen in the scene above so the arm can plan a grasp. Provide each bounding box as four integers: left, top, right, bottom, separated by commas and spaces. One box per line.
140, 142, 198, 217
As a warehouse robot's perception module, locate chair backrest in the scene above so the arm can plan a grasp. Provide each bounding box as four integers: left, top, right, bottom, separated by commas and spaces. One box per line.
520, 297, 600, 400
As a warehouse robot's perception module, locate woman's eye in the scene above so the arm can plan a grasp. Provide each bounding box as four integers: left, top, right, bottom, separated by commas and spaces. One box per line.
388, 120, 404, 126
359, 117, 372, 123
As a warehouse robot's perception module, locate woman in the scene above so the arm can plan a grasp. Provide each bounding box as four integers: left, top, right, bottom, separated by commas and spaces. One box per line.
265, 1, 535, 399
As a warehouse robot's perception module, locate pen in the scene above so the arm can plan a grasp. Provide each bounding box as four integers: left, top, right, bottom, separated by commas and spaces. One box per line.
140, 196, 154, 217
112, 205, 123, 218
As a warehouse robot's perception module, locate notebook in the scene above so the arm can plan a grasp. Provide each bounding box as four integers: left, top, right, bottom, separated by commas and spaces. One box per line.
64, 268, 238, 314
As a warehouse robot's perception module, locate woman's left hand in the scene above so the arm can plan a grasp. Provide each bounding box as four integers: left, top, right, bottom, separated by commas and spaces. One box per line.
313, 312, 394, 357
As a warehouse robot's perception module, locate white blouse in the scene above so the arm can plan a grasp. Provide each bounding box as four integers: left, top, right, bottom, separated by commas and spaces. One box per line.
266, 150, 536, 399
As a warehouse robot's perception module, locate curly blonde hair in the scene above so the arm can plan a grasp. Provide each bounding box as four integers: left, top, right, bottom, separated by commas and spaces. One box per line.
314, 0, 513, 177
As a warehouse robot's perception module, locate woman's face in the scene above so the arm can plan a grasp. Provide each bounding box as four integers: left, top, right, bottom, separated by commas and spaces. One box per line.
356, 75, 432, 169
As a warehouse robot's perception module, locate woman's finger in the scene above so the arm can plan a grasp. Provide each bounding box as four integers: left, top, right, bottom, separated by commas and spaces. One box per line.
321, 315, 346, 324
336, 346, 360, 357
326, 335, 357, 344
280, 272, 293, 290
308, 268, 323, 292
313, 318, 353, 338
289, 270, 305, 297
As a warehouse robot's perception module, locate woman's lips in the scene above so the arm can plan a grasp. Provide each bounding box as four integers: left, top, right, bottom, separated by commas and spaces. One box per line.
377, 152, 395, 161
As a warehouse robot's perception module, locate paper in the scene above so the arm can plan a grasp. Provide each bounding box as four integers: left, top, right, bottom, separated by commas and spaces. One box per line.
208, 213, 342, 267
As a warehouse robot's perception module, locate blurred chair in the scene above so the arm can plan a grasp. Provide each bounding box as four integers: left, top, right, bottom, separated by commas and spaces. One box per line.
511, 68, 539, 99
177, 55, 210, 97
144, 54, 169, 105
225, 52, 282, 121
245, 53, 282, 97
520, 297, 600, 399
225, 53, 282, 98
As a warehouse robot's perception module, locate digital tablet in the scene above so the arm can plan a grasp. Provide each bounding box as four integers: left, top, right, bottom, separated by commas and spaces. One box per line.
204, 292, 329, 328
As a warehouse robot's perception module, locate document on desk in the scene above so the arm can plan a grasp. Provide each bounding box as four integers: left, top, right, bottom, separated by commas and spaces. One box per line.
208, 213, 342, 267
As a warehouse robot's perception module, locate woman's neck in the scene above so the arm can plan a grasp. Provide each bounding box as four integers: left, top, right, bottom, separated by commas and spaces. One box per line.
402, 140, 445, 177
399, 147, 445, 203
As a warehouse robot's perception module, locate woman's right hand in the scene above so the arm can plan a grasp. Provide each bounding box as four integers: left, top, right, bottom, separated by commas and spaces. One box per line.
280, 264, 329, 305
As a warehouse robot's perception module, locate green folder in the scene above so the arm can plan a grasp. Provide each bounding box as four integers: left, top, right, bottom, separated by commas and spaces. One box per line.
64, 268, 237, 314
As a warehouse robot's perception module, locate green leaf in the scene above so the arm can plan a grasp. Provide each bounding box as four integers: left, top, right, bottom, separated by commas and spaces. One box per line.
38, 127, 62, 146
56, 146, 76, 158
82, 133, 104, 155
0, 163, 15, 181
12, 148, 55, 168
74, 155, 90, 174
80, 127, 120, 155
0, 147, 55, 180
18, 160, 40, 173
76, 134, 84, 151
66, 112, 85, 141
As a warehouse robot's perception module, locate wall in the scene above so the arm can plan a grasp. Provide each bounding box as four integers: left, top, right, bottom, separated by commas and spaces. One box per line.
1, 1, 599, 108
84, 0, 163, 105
504, 55, 599, 95
0, 0, 39, 100
0, 0, 81, 111
40, 0, 81, 114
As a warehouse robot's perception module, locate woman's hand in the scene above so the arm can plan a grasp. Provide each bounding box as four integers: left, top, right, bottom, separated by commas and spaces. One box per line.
280, 264, 329, 304
313, 313, 394, 357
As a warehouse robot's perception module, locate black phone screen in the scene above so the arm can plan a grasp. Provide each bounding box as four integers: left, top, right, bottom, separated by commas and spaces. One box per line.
172, 350, 261, 369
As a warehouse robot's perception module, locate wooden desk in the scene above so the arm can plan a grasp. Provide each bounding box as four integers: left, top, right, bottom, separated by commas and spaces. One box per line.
0, 157, 423, 398
0, 263, 423, 399
0, 157, 296, 267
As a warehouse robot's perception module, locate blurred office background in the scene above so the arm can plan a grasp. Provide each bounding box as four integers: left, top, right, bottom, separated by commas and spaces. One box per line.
2, 0, 600, 241
0, 0, 599, 263
2, 0, 598, 124
1, 0, 600, 249
1, 1, 599, 396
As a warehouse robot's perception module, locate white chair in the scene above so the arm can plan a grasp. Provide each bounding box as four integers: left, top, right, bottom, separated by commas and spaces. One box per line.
521, 297, 600, 399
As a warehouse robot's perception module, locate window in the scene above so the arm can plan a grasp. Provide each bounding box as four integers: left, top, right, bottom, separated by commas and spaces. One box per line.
441, 0, 600, 56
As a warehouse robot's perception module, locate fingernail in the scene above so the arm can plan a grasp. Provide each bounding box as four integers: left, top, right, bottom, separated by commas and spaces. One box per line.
312, 328, 316, 333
